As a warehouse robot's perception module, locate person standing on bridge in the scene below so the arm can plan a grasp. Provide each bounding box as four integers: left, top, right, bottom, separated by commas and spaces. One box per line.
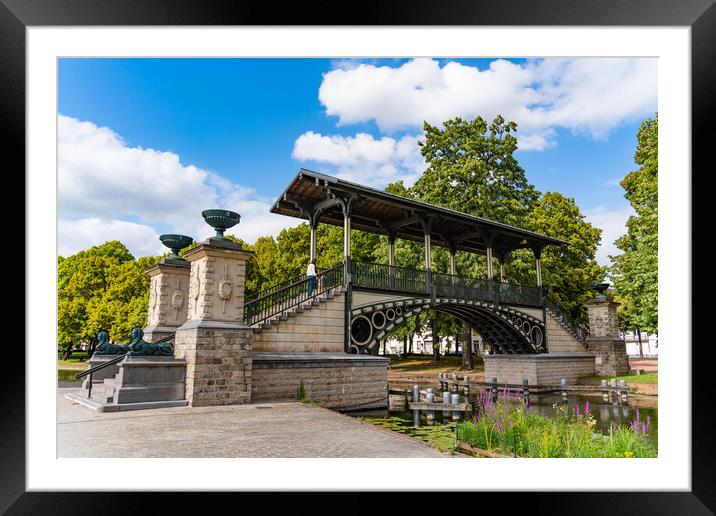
306, 259, 317, 297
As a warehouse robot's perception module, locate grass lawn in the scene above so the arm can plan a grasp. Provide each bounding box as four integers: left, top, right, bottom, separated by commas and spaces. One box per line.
388, 354, 484, 373
583, 373, 658, 385
58, 368, 82, 383
58, 351, 89, 368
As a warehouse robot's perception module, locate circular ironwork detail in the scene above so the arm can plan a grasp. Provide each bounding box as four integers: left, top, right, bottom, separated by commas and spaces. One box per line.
395, 307, 403, 316
385, 308, 395, 321
350, 315, 373, 346
531, 326, 544, 347
522, 320, 531, 334
372, 311, 386, 329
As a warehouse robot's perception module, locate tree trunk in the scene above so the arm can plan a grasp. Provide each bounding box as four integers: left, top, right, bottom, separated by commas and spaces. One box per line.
432, 324, 440, 363
402, 336, 407, 357
87, 338, 97, 358
636, 327, 643, 358
408, 335, 414, 355
62, 346, 73, 361
461, 322, 473, 370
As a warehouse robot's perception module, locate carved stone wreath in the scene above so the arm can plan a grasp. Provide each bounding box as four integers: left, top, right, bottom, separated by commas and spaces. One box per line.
218, 264, 233, 313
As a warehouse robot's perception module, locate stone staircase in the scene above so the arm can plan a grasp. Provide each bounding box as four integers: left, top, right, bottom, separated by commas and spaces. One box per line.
82, 375, 118, 403
545, 307, 587, 342
250, 286, 346, 334
544, 308, 588, 353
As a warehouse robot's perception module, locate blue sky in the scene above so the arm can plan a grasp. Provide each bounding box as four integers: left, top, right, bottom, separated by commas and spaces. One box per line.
57, 57, 657, 264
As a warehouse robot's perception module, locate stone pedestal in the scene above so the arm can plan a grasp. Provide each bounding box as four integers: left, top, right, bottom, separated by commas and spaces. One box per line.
483, 352, 595, 385
113, 356, 187, 404
584, 297, 630, 376
174, 238, 255, 407
143, 258, 191, 343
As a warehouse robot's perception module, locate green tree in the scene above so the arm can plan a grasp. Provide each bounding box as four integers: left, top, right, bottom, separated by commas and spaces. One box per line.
609, 115, 658, 333
525, 192, 605, 319
413, 115, 539, 227
57, 241, 160, 358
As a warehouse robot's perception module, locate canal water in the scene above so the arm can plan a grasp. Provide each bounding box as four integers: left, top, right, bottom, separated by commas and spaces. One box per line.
346, 389, 658, 443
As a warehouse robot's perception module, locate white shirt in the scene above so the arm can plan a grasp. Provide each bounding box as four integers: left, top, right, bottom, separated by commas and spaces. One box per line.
306, 263, 316, 277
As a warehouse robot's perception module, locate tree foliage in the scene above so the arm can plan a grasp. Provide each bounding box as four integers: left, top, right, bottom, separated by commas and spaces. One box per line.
609, 115, 658, 333
57, 241, 161, 356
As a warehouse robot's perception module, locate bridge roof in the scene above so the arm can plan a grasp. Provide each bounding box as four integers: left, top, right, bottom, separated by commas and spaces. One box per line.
271, 169, 567, 256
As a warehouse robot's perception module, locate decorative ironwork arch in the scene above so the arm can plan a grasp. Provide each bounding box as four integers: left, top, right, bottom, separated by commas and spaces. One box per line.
348, 298, 546, 355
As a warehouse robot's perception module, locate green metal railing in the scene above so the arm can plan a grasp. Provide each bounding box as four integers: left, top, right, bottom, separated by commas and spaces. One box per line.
351, 260, 544, 308
243, 264, 344, 326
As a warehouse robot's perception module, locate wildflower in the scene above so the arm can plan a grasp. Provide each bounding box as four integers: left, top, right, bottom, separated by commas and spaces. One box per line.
576, 405, 580, 418
585, 400, 590, 415
646, 415, 651, 434
624, 451, 634, 458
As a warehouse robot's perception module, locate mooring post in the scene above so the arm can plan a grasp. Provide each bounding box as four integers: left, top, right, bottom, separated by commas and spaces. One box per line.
610, 378, 617, 403
451, 393, 461, 421
442, 391, 451, 420
560, 378, 568, 403
426, 388, 435, 425
601, 379, 609, 403
620, 379, 628, 404
451, 372, 458, 393
412, 384, 421, 427
463, 376, 470, 398
522, 378, 529, 400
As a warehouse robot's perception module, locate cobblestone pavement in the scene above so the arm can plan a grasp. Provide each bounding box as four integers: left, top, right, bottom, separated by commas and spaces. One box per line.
57, 388, 449, 458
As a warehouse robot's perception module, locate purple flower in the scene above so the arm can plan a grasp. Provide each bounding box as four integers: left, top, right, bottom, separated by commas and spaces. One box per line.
585, 400, 590, 415
576, 405, 580, 418
646, 415, 651, 434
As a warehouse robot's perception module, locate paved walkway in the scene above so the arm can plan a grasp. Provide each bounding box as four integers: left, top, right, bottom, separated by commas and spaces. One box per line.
57, 388, 448, 458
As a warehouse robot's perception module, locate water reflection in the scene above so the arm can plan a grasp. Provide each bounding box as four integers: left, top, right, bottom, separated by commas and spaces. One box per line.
349, 391, 657, 439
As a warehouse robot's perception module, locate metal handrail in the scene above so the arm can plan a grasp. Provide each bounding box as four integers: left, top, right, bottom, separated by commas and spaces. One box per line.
243, 264, 343, 326
544, 296, 589, 343
245, 267, 329, 302
74, 353, 127, 380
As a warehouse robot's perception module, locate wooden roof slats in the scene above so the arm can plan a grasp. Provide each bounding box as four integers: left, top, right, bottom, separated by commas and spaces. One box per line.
271, 169, 567, 255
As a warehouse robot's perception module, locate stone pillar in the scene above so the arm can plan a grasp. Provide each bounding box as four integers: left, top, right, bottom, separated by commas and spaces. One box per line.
584, 297, 630, 376
533, 246, 543, 287
309, 223, 318, 263
174, 238, 255, 407
143, 259, 191, 343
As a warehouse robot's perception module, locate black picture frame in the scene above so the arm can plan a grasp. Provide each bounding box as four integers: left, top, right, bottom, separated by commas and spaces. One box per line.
2, 0, 711, 512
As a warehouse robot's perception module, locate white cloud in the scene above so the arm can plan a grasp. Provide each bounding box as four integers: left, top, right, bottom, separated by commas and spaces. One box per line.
293, 57, 656, 188
584, 205, 635, 266
316, 57, 656, 149
292, 131, 425, 188
58, 115, 299, 257
59, 218, 163, 258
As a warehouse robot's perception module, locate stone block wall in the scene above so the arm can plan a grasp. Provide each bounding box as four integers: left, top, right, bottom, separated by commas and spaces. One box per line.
251, 352, 388, 410
252, 294, 345, 352
586, 338, 630, 376
174, 324, 253, 406
483, 352, 595, 385
545, 311, 587, 353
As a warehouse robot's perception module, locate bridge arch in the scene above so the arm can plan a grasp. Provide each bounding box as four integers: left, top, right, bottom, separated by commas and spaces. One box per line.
349, 298, 545, 355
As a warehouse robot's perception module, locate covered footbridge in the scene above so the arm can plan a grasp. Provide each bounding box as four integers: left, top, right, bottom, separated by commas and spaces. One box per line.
245, 169, 585, 355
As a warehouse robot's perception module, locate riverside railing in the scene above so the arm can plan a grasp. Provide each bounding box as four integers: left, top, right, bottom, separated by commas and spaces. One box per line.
243, 264, 343, 326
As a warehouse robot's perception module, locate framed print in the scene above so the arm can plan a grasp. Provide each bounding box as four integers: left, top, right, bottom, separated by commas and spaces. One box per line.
2, 0, 713, 512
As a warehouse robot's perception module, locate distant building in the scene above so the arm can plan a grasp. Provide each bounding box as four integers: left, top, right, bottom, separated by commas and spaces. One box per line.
382, 332, 485, 356
621, 330, 658, 358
